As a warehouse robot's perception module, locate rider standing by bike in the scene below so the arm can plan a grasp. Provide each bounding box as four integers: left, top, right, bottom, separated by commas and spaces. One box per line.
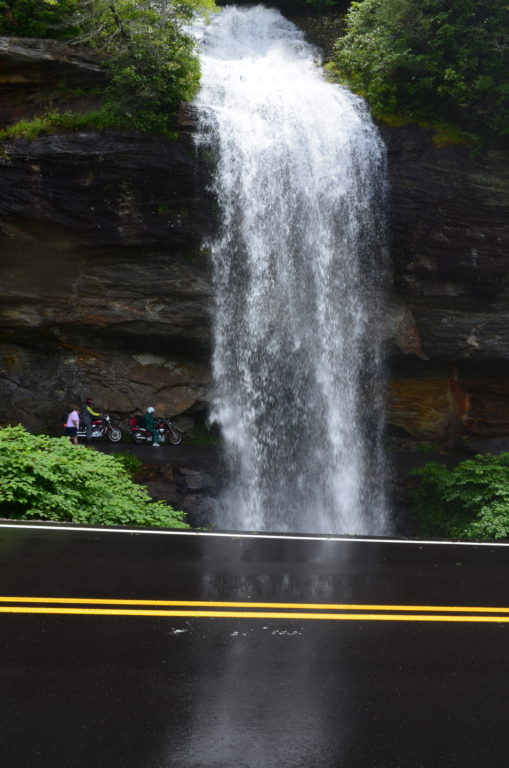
144, 406, 160, 448
81, 398, 101, 445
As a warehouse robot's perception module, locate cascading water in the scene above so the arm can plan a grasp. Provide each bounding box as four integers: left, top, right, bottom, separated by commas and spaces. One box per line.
194, 5, 390, 535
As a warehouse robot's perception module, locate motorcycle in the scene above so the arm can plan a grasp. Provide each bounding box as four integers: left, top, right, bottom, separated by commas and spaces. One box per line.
77, 413, 123, 443
128, 415, 182, 446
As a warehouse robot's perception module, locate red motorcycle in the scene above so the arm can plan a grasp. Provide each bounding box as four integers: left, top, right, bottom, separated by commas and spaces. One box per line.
77, 413, 123, 443
128, 416, 182, 446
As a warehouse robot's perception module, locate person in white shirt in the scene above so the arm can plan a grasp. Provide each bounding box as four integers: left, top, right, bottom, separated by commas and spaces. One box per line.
65, 406, 80, 447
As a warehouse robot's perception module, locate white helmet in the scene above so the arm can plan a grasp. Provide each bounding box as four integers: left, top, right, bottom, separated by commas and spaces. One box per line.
147, 406, 155, 414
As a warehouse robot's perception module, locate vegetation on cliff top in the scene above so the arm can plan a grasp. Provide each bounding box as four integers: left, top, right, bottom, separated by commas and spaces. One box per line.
0, 425, 188, 529
333, 0, 509, 142
0, 0, 217, 135
2, 1, 507, 143
410, 453, 509, 540
0, 0, 79, 38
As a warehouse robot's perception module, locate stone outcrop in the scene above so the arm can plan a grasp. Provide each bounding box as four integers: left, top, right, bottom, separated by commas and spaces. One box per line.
382, 124, 509, 444
136, 454, 220, 529
0, 131, 210, 248
0, 37, 105, 82
0, 37, 107, 128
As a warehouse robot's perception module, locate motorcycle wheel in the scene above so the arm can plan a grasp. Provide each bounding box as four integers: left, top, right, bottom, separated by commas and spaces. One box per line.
107, 428, 123, 443
168, 429, 182, 446
131, 431, 145, 445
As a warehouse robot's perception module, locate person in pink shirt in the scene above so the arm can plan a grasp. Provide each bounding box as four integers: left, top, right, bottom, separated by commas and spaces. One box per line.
65, 406, 80, 446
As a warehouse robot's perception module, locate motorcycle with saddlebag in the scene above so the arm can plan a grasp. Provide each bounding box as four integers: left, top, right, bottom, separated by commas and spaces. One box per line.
128, 415, 182, 445
77, 413, 122, 442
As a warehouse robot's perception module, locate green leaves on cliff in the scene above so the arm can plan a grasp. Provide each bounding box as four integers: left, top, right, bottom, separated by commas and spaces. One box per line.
410, 453, 509, 540
74, 1, 215, 128
0, 0, 79, 38
1, 1, 218, 133
333, 0, 509, 141
0, 425, 189, 529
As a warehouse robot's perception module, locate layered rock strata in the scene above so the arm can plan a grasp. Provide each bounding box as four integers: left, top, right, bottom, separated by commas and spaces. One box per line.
0, 128, 214, 432
383, 125, 509, 445
0, 36, 214, 433
0, 37, 107, 129
0, 37, 508, 449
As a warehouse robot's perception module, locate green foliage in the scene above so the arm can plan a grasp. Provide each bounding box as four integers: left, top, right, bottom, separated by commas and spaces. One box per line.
111, 451, 143, 478
334, 0, 509, 141
430, 122, 477, 148
186, 420, 220, 446
416, 442, 435, 454
0, 106, 185, 140
410, 453, 509, 540
0, 106, 183, 141
0, 109, 115, 140
73, 1, 217, 126
301, 0, 340, 8
0, 425, 188, 528
0, 1, 218, 135
105, 24, 200, 125
0, 0, 79, 38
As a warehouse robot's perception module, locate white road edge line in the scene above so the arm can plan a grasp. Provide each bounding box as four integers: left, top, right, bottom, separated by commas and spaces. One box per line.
0, 522, 506, 546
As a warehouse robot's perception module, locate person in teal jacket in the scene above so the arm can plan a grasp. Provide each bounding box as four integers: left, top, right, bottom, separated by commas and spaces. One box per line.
144, 406, 160, 447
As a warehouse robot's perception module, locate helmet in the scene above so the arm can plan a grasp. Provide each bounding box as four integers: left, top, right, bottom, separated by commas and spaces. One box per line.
147, 406, 155, 414
86, 398, 94, 405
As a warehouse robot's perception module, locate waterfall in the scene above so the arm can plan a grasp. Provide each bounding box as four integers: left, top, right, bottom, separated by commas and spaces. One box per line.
194, 5, 389, 535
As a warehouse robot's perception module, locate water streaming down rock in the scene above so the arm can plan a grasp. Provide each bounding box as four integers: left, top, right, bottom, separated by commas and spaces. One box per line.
194, 5, 390, 535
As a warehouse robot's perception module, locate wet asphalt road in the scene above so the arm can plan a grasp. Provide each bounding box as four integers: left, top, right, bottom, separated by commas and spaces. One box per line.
94, 442, 223, 476
1, 523, 509, 768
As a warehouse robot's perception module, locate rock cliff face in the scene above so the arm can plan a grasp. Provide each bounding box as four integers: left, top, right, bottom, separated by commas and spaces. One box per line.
382, 125, 509, 445
0, 38, 215, 433
0, 37, 508, 448
0, 37, 107, 129
0, 127, 214, 433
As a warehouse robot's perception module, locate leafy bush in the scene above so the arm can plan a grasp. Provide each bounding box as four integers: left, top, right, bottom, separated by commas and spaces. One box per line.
0, 0, 79, 38
104, 23, 200, 127
333, 0, 509, 141
410, 453, 509, 540
0, 425, 188, 528
72, 0, 217, 127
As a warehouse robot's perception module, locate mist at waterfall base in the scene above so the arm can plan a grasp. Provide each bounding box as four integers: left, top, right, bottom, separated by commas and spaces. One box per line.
195, 6, 390, 536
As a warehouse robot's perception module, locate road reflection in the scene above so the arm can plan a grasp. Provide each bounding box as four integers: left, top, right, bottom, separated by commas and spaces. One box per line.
169, 542, 360, 767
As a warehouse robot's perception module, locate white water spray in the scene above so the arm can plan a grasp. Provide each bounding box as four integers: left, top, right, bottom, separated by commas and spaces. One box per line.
194, 5, 389, 535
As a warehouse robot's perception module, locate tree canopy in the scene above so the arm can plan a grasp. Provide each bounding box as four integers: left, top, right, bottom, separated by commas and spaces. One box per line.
0, 1, 218, 132
0, 0, 79, 38
334, 0, 509, 141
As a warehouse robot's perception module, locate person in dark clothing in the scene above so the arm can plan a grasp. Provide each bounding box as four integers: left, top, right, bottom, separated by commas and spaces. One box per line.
81, 398, 101, 445
144, 406, 160, 447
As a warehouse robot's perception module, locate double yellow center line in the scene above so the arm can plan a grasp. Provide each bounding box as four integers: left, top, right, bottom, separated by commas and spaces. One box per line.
1, 596, 509, 622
